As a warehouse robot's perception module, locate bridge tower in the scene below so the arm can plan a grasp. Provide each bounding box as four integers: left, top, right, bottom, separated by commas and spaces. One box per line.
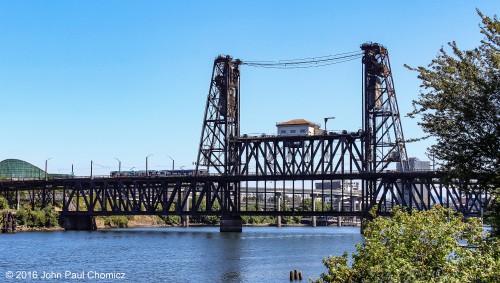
196, 55, 241, 174
361, 43, 409, 173
196, 55, 242, 231
361, 43, 410, 218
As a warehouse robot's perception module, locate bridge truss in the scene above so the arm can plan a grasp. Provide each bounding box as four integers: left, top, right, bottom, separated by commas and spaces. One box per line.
0, 174, 489, 218
0, 43, 491, 230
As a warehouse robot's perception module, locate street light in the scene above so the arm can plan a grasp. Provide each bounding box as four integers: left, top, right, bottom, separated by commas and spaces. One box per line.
45, 158, 52, 181
114, 158, 122, 172
324, 116, 335, 133
146, 154, 153, 176
167, 156, 175, 171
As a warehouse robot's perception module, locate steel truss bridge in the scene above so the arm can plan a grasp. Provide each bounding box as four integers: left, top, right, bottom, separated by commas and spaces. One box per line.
0, 43, 491, 231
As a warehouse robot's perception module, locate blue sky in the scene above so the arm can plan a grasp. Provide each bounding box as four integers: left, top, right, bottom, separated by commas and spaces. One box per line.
1, 1, 498, 176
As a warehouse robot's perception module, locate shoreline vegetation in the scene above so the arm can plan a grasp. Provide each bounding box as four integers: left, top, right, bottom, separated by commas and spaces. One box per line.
2, 195, 354, 233
12, 214, 313, 232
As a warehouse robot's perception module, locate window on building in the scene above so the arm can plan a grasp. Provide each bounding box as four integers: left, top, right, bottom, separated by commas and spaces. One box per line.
300, 129, 306, 133
280, 130, 286, 134
290, 130, 296, 133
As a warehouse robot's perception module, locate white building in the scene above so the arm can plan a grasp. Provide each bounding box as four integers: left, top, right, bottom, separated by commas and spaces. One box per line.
276, 119, 321, 136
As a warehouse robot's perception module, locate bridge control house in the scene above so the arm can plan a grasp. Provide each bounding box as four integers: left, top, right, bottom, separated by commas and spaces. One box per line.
276, 119, 323, 136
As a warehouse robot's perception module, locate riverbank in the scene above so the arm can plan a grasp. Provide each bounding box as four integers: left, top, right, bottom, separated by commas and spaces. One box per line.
10, 215, 356, 232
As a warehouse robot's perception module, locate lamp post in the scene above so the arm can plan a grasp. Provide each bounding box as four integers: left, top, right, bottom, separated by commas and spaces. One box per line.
114, 158, 122, 172
324, 116, 335, 133
167, 156, 175, 171
45, 158, 52, 181
146, 154, 153, 176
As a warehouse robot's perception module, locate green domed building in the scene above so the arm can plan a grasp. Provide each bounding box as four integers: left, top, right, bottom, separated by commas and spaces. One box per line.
0, 159, 47, 179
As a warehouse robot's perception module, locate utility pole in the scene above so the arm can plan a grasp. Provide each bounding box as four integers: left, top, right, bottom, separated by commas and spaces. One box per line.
167, 156, 175, 171
45, 158, 52, 181
114, 158, 122, 172
146, 154, 153, 176
324, 116, 335, 133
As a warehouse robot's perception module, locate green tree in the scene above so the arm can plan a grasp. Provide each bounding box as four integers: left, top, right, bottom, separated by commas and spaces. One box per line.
156, 203, 181, 226
0, 196, 9, 210
16, 206, 59, 228
312, 206, 500, 283
406, 10, 499, 236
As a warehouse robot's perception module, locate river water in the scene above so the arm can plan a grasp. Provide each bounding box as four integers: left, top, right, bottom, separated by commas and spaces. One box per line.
1, 226, 363, 282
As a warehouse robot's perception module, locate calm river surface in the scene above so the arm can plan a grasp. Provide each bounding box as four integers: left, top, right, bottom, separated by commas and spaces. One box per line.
1, 226, 363, 282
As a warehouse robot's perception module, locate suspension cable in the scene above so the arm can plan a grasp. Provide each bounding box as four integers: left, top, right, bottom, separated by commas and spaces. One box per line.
241, 50, 362, 69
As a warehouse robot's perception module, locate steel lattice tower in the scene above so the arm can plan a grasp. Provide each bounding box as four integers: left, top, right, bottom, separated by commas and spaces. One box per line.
361, 43, 409, 173
196, 55, 241, 175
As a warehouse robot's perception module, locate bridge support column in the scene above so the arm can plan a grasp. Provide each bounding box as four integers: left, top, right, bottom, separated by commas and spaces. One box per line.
337, 216, 342, 227
181, 216, 189, 227
60, 215, 97, 231
220, 215, 242, 232
181, 196, 190, 228
276, 195, 281, 227
311, 194, 316, 227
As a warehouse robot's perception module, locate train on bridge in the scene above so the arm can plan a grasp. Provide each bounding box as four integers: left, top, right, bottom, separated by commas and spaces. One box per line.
109, 169, 208, 178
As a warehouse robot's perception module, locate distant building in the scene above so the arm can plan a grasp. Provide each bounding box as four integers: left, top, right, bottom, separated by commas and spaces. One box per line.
395, 157, 431, 209
276, 119, 322, 136
396, 157, 431, 172
0, 159, 71, 180
315, 180, 360, 191
0, 159, 46, 179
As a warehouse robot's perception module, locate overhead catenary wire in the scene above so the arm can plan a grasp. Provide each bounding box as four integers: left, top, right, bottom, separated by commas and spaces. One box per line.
242, 51, 362, 69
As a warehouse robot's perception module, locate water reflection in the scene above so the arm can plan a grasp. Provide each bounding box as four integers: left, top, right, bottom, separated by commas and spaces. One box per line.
219, 232, 243, 282
1, 227, 362, 282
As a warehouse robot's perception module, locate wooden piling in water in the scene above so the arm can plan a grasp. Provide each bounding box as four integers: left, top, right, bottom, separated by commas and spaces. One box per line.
1, 211, 17, 233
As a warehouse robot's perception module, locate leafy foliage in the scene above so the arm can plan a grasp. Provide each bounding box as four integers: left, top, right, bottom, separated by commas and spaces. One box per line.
241, 203, 275, 225
102, 216, 129, 228
0, 196, 9, 210
312, 206, 500, 282
406, 10, 499, 184
16, 205, 59, 228
405, 10, 499, 236
156, 203, 181, 226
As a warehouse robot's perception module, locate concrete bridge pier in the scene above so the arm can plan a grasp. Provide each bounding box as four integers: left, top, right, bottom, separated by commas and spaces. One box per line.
276, 193, 281, 227
311, 193, 317, 227
60, 215, 97, 230
220, 215, 242, 232
181, 195, 190, 228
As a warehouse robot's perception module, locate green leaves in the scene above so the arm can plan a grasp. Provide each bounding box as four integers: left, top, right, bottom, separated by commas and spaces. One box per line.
406, 11, 499, 188
312, 206, 500, 283
406, 10, 500, 237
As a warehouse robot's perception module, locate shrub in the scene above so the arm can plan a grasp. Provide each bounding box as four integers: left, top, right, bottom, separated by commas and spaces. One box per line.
312, 206, 500, 282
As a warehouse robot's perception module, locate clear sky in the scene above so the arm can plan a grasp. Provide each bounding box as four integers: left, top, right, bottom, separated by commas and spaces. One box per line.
1, 1, 498, 176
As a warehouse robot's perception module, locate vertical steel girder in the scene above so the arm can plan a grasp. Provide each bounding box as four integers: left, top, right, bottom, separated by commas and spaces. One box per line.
361, 43, 409, 173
